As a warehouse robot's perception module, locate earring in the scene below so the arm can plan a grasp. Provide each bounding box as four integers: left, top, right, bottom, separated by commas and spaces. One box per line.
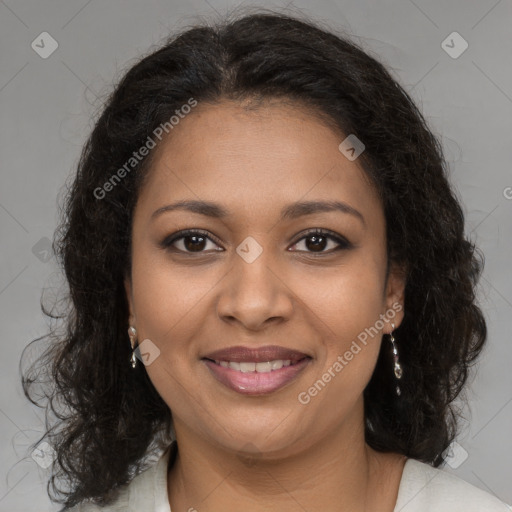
128, 326, 138, 369
389, 323, 403, 396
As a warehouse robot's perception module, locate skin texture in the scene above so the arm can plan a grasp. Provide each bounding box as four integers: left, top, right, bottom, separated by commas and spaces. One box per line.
124, 99, 407, 511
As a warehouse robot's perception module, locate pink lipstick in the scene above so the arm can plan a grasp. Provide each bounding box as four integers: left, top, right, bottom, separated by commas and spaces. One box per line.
202, 345, 311, 395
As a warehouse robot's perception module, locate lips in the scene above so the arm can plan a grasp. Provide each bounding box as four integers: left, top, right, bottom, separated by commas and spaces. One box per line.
202, 345, 312, 395
202, 345, 310, 363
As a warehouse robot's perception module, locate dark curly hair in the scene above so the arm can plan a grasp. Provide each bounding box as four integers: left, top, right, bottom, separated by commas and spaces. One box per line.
20, 8, 487, 510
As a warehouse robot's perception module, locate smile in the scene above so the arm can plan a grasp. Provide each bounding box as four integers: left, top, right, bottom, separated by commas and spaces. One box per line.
213, 359, 293, 372
203, 356, 311, 395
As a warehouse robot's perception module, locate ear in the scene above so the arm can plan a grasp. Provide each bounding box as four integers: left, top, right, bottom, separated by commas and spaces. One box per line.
124, 275, 136, 327
383, 262, 406, 334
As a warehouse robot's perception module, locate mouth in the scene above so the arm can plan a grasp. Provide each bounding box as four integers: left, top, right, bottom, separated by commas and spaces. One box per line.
201, 345, 312, 395
208, 358, 301, 372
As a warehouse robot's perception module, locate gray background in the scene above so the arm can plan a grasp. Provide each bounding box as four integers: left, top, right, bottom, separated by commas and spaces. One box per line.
1, 0, 511, 510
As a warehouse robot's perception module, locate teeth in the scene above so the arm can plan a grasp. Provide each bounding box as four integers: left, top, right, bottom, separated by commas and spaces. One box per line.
239, 362, 256, 373
214, 359, 295, 372
255, 362, 272, 373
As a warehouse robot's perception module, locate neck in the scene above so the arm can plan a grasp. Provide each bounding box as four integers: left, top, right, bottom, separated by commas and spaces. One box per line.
167, 399, 405, 512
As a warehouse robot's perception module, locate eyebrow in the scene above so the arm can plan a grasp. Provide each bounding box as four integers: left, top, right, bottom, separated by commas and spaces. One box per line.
151, 199, 365, 226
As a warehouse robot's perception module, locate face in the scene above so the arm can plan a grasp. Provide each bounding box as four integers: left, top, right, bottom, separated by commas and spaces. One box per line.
124, 99, 405, 459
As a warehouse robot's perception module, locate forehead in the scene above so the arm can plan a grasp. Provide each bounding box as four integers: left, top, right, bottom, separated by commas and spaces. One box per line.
135, 100, 382, 227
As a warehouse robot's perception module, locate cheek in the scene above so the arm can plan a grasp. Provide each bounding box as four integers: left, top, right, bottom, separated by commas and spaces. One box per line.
311, 257, 385, 326
308, 256, 386, 367
144, 360, 202, 434
131, 248, 214, 339
306, 273, 384, 418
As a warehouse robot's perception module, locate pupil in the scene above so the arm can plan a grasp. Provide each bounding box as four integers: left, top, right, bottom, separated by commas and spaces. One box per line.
185, 235, 206, 252
306, 235, 326, 252
183, 234, 327, 252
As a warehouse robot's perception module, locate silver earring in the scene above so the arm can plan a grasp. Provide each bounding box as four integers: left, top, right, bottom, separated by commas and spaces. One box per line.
389, 323, 403, 396
128, 326, 138, 369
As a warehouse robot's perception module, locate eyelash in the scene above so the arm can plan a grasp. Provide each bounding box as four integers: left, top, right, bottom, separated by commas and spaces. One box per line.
160, 228, 352, 256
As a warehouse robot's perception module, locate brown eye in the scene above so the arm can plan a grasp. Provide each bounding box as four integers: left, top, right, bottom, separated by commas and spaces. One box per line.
304, 233, 329, 252
180, 234, 208, 252
160, 230, 223, 254
289, 229, 352, 254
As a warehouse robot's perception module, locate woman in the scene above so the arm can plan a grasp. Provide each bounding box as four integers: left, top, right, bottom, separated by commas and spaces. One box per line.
21, 10, 511, 512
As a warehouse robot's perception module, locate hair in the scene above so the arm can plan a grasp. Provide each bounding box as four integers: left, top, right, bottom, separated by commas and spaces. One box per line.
21, 8, 487, 510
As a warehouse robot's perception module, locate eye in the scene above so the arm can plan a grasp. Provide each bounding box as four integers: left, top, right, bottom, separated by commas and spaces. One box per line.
289, 228, 352, 255
160, 229, 223, 254
160, 228, 352, 255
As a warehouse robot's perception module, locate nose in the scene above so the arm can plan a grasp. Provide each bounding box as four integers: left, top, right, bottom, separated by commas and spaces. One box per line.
216, 248, 294, 331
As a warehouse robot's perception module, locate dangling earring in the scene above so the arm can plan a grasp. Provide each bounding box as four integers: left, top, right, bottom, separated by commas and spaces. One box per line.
389, 323, 403, 396
128, 326, 138, 369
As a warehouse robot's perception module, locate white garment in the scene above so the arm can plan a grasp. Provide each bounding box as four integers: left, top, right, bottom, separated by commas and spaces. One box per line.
67, 442, 512, 511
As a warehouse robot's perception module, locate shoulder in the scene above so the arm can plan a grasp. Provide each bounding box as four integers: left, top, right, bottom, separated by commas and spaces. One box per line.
63, 482, 132, 512
63, 443, 175, 512
395, 458, 512, 512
